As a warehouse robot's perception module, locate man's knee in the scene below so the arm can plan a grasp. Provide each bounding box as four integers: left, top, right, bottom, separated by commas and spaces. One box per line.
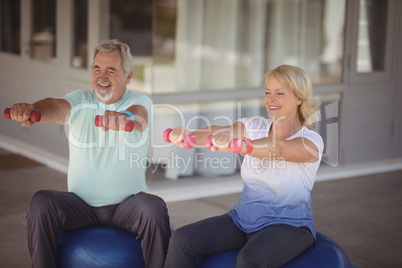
28, 190, 55, 212
27, 190, 60, 226
134, 192, 168, 219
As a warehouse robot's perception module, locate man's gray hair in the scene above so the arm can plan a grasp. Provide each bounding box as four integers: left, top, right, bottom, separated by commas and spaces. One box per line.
93, 39, 133, 76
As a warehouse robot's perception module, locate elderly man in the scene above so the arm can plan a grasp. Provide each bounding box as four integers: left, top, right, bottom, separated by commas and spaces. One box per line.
8, 39, 170, 268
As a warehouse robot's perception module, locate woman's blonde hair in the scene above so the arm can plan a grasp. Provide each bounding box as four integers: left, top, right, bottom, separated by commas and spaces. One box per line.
264, 65, 318, 130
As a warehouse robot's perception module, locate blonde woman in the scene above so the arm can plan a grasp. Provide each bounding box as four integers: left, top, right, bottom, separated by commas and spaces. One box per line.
164, 65, 324, 268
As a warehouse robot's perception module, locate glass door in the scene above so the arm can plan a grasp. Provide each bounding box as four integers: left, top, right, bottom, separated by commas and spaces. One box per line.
30, 0, 57, 63
17, 0, 58, 63
348, 0, 396, 84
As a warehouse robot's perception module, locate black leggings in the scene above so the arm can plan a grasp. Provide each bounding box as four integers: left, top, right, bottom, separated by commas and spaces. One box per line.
164, 214, 314, 268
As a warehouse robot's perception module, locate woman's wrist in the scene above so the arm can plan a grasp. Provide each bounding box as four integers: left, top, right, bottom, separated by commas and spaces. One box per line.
240, 138, 254, 156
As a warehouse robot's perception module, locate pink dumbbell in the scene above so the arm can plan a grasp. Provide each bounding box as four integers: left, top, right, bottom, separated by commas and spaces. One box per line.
206, 135, 215, 149
231, 138, 254, 155
94, 115, 134, 132
163, 128, 196, 149
4, 108, 41, 122
229, 138, 243, 153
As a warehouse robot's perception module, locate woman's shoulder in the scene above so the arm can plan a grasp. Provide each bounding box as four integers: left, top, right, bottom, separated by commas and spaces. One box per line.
299, 127, 323, 139
297, 127, 324, 151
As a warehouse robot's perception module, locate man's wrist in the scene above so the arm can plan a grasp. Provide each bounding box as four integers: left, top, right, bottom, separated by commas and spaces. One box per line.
120, 110, 135, 122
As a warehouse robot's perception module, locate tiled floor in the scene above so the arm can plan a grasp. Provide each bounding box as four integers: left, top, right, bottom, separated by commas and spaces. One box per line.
0, 147, 401, 267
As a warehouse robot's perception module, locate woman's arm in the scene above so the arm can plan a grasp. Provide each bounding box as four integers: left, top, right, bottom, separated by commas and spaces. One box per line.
167, 120, 320, 163
243, 137, 320, 163
168, 121, 247, 149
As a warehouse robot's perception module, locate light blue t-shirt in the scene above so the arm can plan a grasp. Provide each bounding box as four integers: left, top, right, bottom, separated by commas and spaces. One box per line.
63, 89, 152, 207
227, 117, 324, 238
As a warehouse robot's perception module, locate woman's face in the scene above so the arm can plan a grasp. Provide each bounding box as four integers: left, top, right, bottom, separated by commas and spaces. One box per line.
264, 75, 301, 121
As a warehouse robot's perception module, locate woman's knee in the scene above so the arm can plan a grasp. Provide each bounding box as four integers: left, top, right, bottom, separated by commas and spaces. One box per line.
168, 226, 195, 251
237, 249, 277, 268
236, 246, 257, 268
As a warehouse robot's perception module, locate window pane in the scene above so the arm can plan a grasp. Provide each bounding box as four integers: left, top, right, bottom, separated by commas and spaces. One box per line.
261, 0, 346, 85
153, 0, 177, 93
72, 0, 88, 69
104, 0, 346, 94
108, 0, 153, 93
356, 0, 387, 73
31, 0, 56, 63
152, 0, 346, 94
0, 0, 21, 54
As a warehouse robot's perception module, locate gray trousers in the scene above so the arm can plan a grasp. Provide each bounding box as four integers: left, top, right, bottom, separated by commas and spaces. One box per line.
27, 190, 171, 268
164, 214, 314, 268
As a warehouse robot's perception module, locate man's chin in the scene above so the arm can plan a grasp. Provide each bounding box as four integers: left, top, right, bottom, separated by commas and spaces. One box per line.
95, 90, 114, 103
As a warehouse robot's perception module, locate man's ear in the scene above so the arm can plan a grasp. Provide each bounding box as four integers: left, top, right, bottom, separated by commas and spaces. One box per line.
127, 71, 133, 81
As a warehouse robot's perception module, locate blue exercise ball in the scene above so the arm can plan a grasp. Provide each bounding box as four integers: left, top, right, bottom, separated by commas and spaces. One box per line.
282, 232, 352, 268
195, 232, 352, 268
57, 226, 145, 268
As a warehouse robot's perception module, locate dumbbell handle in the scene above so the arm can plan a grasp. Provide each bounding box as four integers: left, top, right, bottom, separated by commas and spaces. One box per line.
206, 135, 246, 154
163, 128, 196, 149
4, 108, 41, 122
94, 115, 134, 132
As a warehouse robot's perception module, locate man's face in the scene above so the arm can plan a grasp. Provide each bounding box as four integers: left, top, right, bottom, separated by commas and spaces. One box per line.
91, 51, 132, 104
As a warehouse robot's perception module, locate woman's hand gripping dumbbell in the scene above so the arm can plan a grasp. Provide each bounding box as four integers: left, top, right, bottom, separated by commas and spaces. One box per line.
94, 111, 134, 132
163, 128, 196, 149
206, 134, 254, 155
